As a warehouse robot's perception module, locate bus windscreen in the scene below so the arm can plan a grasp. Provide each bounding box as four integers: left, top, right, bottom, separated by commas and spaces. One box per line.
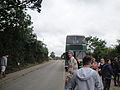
66, 36, 85, 44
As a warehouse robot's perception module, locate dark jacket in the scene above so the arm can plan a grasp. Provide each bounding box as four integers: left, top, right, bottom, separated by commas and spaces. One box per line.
102, 64, 113, 79
118, 61, 120, 73
98, 63, 105, 75
111, 61, 119, 73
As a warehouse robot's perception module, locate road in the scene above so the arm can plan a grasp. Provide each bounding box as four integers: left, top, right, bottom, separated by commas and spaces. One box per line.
0, 60, 119, 90
0, 60, 65, 90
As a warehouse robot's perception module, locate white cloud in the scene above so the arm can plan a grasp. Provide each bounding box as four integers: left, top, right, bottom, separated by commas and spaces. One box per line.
28, 0, 120, 56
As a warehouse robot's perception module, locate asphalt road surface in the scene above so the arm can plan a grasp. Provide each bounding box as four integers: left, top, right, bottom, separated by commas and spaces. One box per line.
0, 60, 65, 90
0, 60, 119, 90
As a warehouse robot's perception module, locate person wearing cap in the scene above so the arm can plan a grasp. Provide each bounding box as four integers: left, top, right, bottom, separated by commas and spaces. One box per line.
67, 51, 78, 75
65, 51, 78, 90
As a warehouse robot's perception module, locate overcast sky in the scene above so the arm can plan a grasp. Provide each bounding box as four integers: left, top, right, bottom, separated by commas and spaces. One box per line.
28, 0, 120, 56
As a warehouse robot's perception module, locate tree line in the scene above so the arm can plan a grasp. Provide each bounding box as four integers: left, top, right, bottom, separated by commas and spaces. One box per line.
86, 36, 120, 61
0, 0, 48, 72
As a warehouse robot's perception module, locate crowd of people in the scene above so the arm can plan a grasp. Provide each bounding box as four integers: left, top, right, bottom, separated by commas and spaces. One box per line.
65, 51, 120, 90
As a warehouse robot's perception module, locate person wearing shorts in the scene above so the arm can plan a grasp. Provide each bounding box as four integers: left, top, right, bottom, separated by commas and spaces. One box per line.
0, 55, 8, 78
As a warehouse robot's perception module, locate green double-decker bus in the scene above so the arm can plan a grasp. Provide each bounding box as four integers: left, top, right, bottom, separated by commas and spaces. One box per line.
66, 35, 87, 57
65, 35, 87, 70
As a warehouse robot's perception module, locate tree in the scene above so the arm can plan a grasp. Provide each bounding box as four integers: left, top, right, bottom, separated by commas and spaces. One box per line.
86, 36, 106, 61
0, 0, 43, 32
0, 0, 48, 72
50, 52, 55, 59
113, 40, 120, 58
61, 53, 65, 59
115, 40, 120, 53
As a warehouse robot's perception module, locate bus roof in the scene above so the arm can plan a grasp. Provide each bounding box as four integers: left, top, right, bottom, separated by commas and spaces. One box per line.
66, 35, 85, 37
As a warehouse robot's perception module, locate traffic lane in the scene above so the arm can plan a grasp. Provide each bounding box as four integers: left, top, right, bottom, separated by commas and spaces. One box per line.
0, 60, 65, 90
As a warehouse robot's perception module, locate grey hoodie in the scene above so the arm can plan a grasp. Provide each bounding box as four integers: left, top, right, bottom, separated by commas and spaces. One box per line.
71, 67, 103, 90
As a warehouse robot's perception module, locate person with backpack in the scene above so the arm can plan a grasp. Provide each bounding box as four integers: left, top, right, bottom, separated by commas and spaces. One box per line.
0, 55, 9, 78
102, 59, 113, 90
71, 56, 103, 90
